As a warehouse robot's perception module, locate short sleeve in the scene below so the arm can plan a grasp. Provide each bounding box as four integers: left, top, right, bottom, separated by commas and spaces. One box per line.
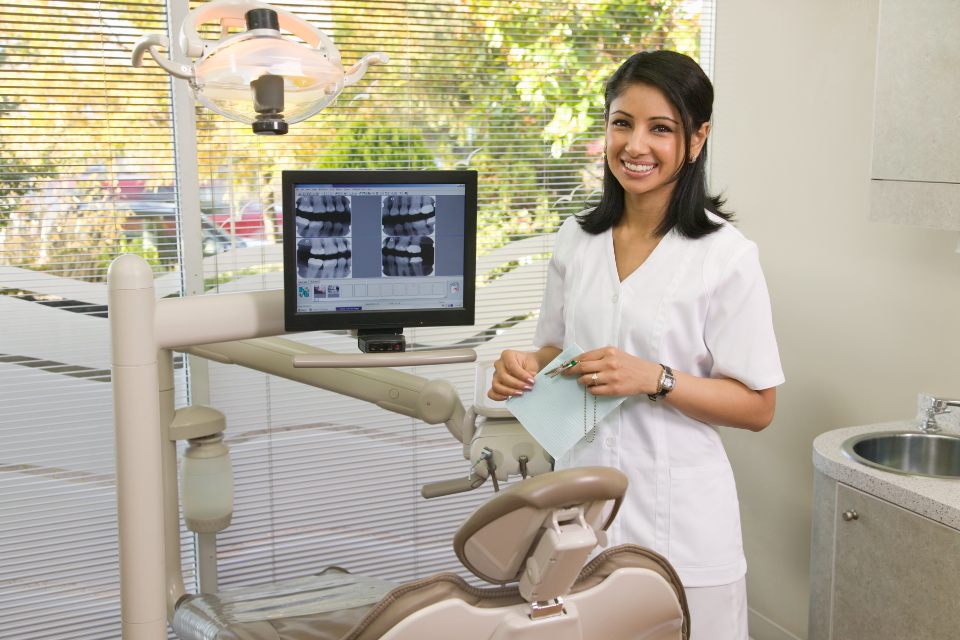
704, 242, 784, 390
532, 218, 577, 348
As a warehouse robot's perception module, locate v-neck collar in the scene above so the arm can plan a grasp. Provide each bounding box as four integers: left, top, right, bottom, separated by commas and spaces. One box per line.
605, 226, 675, 285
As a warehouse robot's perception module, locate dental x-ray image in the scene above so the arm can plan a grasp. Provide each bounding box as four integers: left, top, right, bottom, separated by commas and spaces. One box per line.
381, 195, 436, 236
297, 237, 352, 278
382, 236, 434, 276
296, 194, 352, 237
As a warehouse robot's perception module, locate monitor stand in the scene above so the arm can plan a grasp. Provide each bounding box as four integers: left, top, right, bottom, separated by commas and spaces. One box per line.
357, 327, 405, 353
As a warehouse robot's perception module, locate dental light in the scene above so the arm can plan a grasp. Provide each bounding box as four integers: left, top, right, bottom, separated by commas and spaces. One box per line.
132, 0, 388, 135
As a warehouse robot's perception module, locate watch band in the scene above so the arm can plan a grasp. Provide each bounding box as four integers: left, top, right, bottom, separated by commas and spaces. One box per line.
647, 364, 675, 401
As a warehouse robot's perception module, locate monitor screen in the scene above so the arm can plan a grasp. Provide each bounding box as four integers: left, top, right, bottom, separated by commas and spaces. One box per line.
283, 169, 477, 332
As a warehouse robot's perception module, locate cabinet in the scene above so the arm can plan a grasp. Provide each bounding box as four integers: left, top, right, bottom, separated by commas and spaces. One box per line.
870, 0, 960, 229
810, 472, 960, 640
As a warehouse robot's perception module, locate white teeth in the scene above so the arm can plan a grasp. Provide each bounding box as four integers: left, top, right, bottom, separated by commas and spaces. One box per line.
624, 160, 654, 172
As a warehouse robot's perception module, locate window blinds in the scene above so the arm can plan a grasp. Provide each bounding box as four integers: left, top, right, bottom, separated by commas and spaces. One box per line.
0, 2, 194, 639
194, 0, 715, 599
0, 0, 713, 637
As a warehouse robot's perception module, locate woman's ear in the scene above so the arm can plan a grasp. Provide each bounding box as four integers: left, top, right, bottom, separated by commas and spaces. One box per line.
690, 121, 710, 162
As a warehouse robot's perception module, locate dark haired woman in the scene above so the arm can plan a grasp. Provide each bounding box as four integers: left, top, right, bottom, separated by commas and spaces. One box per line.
489, 50, 783, 639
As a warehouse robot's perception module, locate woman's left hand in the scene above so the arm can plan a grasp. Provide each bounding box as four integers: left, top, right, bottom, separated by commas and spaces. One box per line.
564, 346, 663, 397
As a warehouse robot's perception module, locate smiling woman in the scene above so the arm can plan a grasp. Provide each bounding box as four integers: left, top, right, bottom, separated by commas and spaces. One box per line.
489, 50, 783, 640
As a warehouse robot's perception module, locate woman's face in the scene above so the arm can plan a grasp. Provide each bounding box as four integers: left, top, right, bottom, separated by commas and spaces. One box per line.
605, 82, 708, 208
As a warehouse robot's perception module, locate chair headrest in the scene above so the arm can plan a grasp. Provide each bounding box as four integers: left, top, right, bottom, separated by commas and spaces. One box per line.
452, 466, 627, 584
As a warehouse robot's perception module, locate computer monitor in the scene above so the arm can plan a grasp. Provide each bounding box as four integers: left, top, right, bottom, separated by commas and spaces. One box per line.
282, 169, 477, 336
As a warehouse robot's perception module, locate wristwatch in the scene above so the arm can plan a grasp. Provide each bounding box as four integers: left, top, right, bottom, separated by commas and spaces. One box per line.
647, 364, 675, 401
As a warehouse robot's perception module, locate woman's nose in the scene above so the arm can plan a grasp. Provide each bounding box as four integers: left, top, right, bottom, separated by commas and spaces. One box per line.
624, 129, 650, 154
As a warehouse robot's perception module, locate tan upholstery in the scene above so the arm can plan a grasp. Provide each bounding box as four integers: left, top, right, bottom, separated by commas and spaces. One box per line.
453, 466, 627, 584
174, 545, 687, 640
347, 544, 688, 640
172, 467, 688, 640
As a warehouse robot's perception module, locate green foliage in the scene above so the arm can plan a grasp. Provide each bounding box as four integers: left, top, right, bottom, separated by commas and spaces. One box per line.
116, 234, 162, 272
0, 50, 54, 228
1, 183, 132, 282
314, 0, 704, 252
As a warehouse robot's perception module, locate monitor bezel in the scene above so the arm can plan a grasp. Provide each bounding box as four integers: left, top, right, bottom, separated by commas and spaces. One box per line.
282, 169, 478, 332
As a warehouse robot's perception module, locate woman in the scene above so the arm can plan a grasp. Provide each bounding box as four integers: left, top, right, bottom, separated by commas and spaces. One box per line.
488, 50, 784, 639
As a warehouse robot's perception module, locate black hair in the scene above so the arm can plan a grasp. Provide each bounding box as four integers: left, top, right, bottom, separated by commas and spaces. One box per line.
577, 50, 732, 238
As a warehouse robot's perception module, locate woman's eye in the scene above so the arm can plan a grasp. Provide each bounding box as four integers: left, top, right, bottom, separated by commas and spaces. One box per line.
611, 119, 631, 128
652, 124, 673, 133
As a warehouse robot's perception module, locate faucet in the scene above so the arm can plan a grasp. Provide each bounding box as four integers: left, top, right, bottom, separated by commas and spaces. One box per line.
920, 396, 960, 433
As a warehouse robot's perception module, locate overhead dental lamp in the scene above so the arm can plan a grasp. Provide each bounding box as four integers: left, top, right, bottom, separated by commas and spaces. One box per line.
132, 0, 388, 134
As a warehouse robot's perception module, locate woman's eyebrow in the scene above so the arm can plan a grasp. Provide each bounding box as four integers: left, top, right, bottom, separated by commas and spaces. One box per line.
610, 110, 679, 124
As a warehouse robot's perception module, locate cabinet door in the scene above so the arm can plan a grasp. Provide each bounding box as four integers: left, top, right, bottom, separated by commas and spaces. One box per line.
833, 484, 960, 640
870, 0, 960, 229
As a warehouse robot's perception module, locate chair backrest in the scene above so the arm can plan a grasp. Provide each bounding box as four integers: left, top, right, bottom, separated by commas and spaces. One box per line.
452, 466, 627, 585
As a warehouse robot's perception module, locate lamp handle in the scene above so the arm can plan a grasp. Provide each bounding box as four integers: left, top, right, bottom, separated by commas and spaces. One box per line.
180, 0, 340, 63
131, 34, 195, 80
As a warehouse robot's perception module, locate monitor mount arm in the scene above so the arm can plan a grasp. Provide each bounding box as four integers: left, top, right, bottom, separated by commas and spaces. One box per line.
185, 336, 470, 445
184, 336, 552, 498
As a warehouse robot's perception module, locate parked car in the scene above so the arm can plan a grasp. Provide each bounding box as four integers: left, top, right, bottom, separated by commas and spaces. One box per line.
206, 200, 281, 246
117, 197, 243, 262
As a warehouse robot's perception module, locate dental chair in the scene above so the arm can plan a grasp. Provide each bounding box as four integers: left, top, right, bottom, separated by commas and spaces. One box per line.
108, 254, 688, 639
172, 466, 689, 640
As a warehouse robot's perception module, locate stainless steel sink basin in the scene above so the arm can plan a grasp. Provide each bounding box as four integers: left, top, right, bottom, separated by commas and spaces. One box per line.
842, 431, 960, 479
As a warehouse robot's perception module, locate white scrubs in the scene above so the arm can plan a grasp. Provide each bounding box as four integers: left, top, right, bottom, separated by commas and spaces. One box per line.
534, 213, 784, 635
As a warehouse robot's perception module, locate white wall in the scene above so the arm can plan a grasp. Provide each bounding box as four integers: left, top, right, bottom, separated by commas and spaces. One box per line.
711, 1, 960, 638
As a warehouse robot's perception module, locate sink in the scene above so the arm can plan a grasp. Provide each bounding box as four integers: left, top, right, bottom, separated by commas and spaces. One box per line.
842, 431, 960, 479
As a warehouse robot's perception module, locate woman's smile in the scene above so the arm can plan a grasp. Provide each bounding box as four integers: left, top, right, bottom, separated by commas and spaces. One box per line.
621, 159, 657, 176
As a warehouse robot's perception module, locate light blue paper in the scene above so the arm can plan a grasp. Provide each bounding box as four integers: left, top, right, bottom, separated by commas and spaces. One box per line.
506, 344, 627, 460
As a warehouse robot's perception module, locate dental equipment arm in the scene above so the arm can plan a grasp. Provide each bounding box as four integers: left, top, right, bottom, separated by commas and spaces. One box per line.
186, 337, 470, 443
184, 337, 553, 497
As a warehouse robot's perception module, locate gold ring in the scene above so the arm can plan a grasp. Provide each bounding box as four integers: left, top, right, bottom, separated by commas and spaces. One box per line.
591, 372, 599, 386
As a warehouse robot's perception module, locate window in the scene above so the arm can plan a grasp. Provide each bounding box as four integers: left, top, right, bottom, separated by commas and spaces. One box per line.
0, 1, 713, 636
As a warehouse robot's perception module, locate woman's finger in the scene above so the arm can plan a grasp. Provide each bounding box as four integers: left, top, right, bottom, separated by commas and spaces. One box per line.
489, 375, 528, 398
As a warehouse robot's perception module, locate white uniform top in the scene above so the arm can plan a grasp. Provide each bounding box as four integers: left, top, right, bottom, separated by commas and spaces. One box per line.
533, 213, 784, 587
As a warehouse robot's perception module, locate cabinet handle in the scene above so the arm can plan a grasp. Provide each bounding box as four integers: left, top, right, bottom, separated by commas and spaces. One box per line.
842, 510, 859, 522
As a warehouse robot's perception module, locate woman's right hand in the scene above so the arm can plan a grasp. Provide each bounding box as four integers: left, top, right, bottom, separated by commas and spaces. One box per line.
487, 349, 540, 401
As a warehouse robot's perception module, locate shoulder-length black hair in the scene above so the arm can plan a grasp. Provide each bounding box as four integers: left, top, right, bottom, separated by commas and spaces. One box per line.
578, 50, 732, 238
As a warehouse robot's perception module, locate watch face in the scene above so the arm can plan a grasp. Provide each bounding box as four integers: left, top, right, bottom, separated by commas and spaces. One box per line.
661, 367, 675, 393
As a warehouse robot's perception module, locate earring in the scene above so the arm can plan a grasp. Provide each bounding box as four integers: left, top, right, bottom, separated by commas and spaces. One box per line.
689, 156, 698, 163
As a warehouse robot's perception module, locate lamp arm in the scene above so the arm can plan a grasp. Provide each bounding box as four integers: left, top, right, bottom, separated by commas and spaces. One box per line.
131, 34, 194, 80
344, 52, 391, 86
185, 336, 469, 444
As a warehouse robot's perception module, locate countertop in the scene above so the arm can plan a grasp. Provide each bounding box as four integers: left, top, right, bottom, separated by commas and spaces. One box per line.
813, 420, 960, 530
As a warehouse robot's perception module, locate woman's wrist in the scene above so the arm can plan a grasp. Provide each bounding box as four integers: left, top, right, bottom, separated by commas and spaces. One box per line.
647, 364, 676, 401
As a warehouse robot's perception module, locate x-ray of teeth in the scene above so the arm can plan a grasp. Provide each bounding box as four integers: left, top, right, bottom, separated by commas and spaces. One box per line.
296, 237, 352, 278
382, 236, 434, 276
312, 284, 341, 299
296, 194, 352, 237
381, 194, 436, 237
